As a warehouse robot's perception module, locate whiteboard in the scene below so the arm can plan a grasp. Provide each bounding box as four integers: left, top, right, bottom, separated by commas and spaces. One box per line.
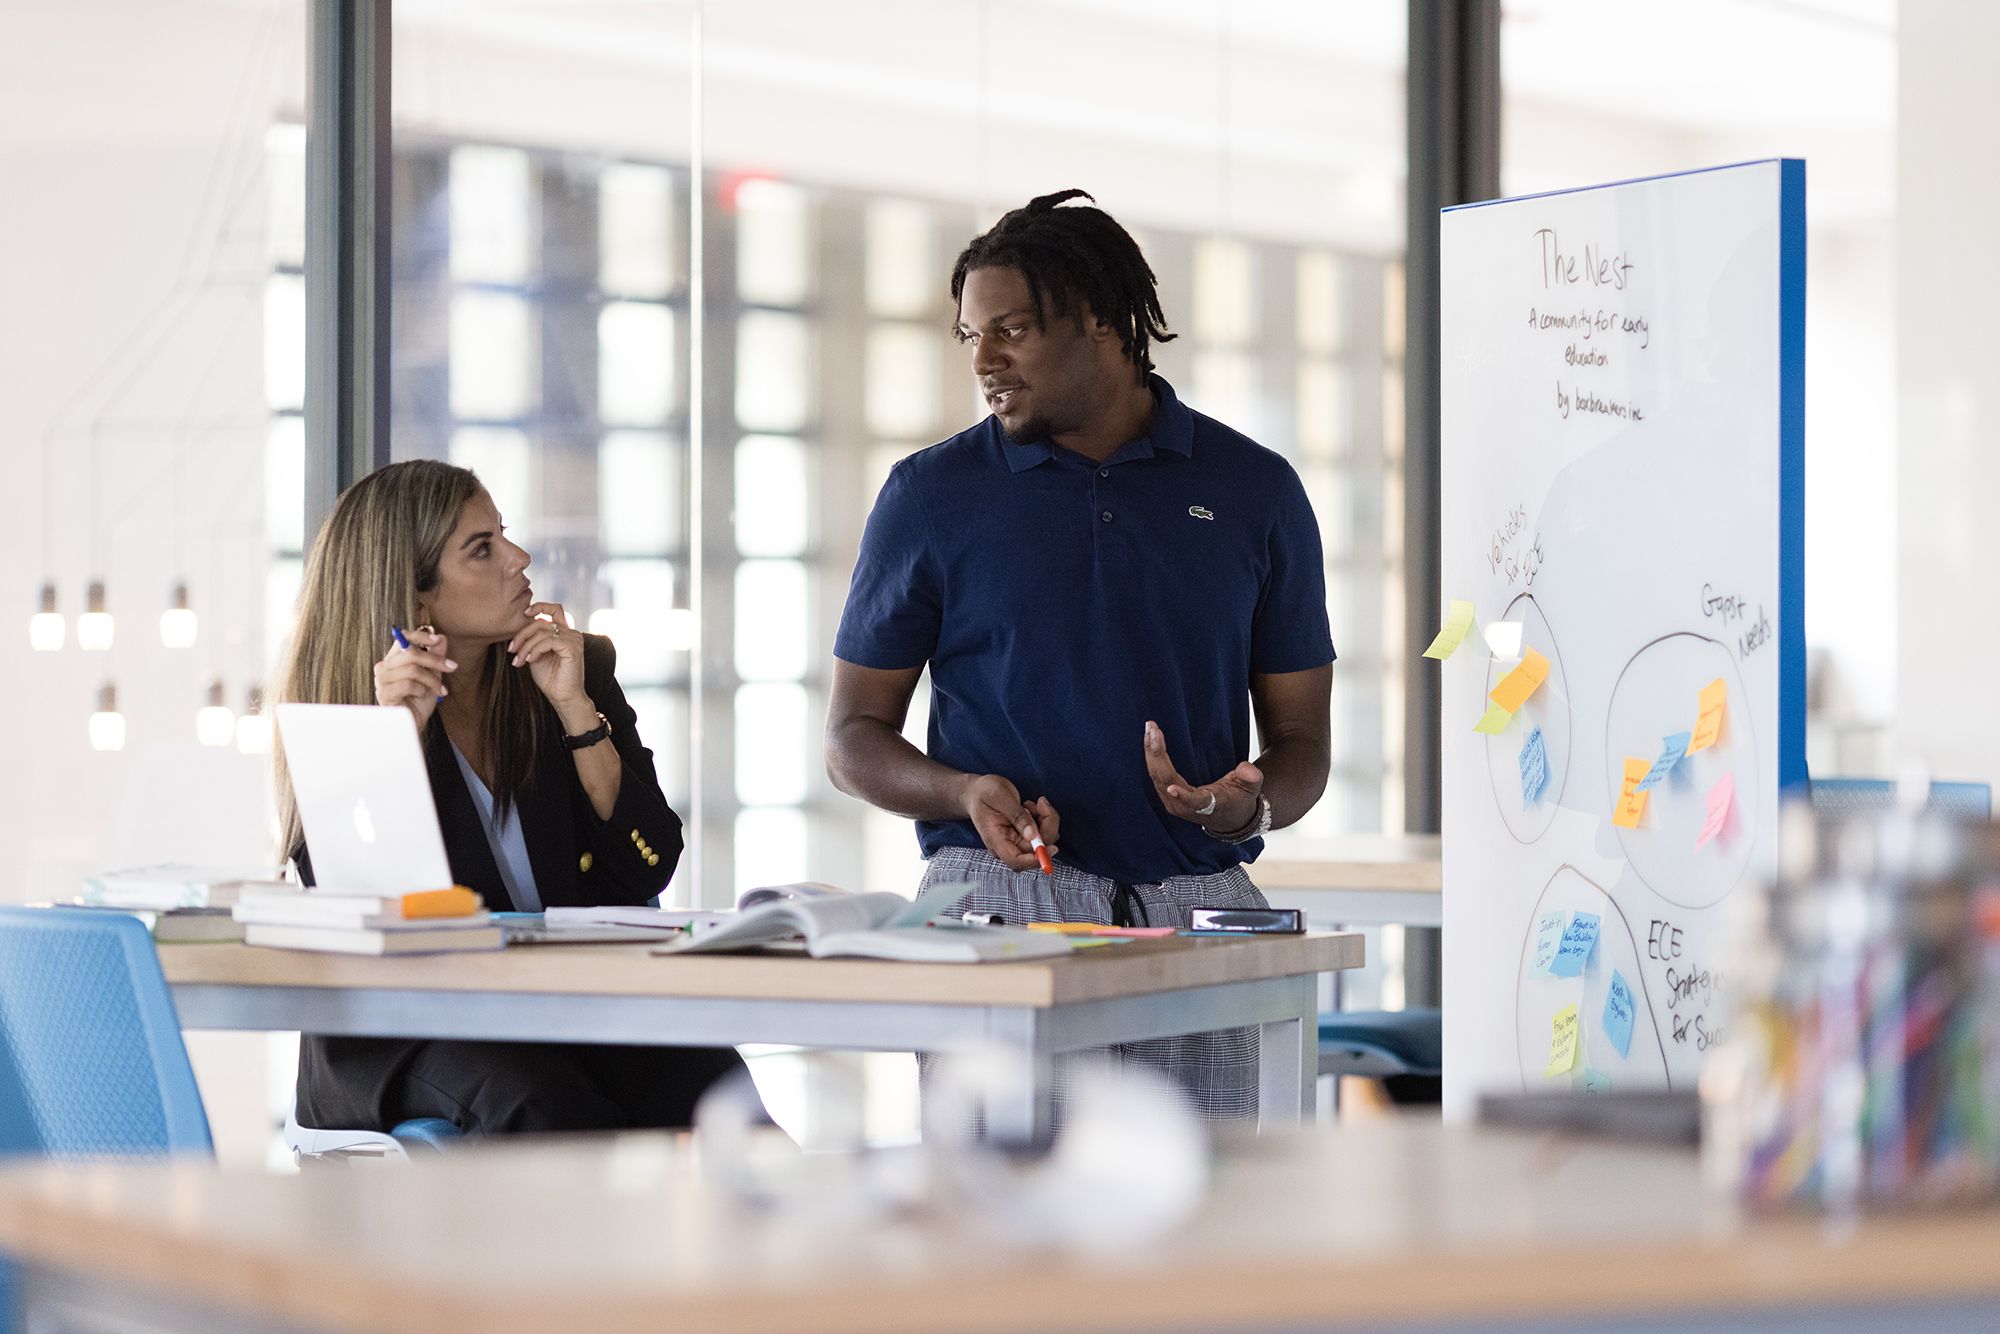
1438, 161, 1805, 1118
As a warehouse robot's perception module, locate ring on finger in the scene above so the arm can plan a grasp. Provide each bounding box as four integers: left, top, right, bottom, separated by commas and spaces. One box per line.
1194, 791, 1218, 817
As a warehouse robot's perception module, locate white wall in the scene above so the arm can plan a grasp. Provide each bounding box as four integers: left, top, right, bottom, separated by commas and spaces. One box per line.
1, 1, 300, 904
1897, 0, 2000, 792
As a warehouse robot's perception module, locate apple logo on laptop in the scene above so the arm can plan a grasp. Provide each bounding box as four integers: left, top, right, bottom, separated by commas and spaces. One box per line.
352, 797, 378, 845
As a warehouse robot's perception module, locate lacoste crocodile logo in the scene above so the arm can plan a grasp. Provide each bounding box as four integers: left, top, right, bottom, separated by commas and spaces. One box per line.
1188, 505, 1214, 521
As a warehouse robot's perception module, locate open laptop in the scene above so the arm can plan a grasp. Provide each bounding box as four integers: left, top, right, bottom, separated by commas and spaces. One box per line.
275, 703, 454, 895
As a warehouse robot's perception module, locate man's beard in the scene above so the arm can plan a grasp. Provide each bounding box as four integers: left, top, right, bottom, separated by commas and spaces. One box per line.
1001, 412, 1060, 446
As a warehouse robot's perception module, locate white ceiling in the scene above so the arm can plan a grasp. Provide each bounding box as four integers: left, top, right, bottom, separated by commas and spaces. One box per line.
175, 0, 1896, 238
383, 0, 1892, 129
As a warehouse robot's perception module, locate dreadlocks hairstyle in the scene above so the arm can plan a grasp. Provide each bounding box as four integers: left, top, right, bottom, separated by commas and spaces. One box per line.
949, 188, 1176, 380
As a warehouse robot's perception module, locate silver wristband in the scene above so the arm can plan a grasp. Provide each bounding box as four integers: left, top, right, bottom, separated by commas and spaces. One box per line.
1206, 794, 1272, 844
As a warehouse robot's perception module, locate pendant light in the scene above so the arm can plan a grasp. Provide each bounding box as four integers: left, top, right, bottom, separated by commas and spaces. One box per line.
77, 580, 114, 651
88, 683, 126, 752
235, 686, 271, 755
28, 581, 63, 651
196, 679, 235, 747
160, 580, 198, 649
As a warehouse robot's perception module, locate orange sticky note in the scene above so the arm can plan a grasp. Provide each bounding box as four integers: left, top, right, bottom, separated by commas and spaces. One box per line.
1488, 647, 1550, 713
1612, 757, 1650, 829
1688, 677, 1727, 754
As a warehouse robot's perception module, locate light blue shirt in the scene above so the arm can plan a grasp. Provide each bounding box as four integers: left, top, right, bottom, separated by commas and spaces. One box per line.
449, 741, 542, 912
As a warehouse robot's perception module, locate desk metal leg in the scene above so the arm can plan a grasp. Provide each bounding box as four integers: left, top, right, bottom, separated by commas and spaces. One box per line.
982, 1007, 1050, 1145
1256, 977, 1318, 1131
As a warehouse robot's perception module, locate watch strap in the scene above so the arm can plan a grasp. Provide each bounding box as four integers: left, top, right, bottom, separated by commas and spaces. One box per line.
1206, 794, 1272, 844
562, 711, 612, 751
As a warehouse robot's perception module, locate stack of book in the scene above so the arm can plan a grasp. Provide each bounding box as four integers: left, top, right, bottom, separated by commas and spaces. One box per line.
71, 864, 291, 943
234, 884, 503, 955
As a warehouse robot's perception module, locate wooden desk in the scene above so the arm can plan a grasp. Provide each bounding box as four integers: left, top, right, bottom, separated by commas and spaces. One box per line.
160, 933, 1361, 1135
1254, 834, 1443, 927
4, 1121, 1996, 1333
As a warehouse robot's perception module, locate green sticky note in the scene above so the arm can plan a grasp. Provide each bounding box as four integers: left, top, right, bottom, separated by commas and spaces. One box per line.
1473, 703, 1514, 734
1423, 599, 1477, 660
1582, 1069, 1612, 1093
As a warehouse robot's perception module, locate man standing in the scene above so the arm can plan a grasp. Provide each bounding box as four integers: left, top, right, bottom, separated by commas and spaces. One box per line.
826, 190, 1334, 1118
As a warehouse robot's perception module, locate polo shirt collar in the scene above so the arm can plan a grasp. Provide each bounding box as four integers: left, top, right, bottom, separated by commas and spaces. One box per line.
997, 373, 1194, 473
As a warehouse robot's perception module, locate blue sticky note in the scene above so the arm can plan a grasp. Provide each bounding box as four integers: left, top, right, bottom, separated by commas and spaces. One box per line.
1519, 725, 1549, 810
1530, 910, 1566, 977
1582, 1068, 1612, 1092
1634, 731, 1692, 793
1602, 969, 1636, 1059
1549, 911, 1600, 978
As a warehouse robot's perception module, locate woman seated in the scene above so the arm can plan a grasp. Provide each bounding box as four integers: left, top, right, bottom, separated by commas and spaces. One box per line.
275, 458, 752, 1135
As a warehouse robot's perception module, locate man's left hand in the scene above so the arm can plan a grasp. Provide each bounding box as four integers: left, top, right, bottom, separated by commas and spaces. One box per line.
1143, 720, 1262, 835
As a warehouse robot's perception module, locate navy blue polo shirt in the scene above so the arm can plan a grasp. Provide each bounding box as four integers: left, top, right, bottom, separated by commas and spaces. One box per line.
834, 374, 1335, 884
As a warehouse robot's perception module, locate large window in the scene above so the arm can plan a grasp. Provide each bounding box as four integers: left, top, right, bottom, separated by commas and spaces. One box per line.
269, 140, 1405, 905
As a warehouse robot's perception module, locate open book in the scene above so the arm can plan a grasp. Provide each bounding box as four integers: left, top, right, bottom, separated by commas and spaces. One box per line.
652, 881, 1074, 963
733, 881, 850, 911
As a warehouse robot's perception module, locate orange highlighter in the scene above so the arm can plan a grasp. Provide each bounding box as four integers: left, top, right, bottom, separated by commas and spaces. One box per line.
1029, 830, 1054, 876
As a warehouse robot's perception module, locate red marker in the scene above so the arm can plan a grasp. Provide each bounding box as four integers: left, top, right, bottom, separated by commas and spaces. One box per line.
1029, 830, 1054, 876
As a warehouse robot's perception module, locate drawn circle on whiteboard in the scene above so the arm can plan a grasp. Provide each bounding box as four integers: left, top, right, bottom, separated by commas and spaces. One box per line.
1512, 864, 1670, 1093
1481, 593, 1570, 844
1603, 633, 1757, 909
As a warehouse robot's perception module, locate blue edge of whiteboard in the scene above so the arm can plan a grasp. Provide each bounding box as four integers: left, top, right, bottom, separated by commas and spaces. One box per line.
1444, 158, 1810, 794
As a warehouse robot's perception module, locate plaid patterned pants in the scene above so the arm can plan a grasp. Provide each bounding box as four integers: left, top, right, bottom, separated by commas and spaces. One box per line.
918, 845, 1269, 1121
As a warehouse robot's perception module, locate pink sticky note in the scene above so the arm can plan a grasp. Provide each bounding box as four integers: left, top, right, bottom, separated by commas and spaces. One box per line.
1695, 773, 1736, 850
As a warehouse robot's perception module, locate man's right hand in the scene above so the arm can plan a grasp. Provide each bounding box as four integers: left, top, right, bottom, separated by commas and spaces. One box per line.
373, 628, 455, 730
961, 774, 1061, 873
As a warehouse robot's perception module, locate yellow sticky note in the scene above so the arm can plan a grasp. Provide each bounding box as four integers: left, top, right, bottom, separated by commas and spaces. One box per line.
1546, 1003, 1580, 1077
1473, 703, 1514, 734
1612, 756, 1650, 829
1688, 677, 1727, 754
1423, 599, 1477, 661
1488, 647, 1551, 713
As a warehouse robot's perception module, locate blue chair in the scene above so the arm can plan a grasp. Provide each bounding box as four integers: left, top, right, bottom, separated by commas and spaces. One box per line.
1807, 777, 1991, 820
0, 907, 213, 1159
1318, 1007, 1442, 1085
0, 906, 454, 1167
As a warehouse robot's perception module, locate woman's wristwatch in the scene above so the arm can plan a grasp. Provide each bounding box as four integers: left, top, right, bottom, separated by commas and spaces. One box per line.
561, 711, 612, 751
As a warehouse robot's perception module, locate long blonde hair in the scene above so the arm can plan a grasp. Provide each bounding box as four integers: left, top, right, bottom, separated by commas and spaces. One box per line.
272, 459, 546, 859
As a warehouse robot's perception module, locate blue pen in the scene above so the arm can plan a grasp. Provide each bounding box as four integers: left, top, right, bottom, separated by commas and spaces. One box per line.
390, 625, 445, 700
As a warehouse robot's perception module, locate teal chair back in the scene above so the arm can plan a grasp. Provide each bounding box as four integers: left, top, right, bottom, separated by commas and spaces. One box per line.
1807, 778, 1991, 820
0, 907, 212, 1159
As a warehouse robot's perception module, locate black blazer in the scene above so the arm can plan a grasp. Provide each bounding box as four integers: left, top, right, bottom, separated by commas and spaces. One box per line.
294, 632, 684, 1129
